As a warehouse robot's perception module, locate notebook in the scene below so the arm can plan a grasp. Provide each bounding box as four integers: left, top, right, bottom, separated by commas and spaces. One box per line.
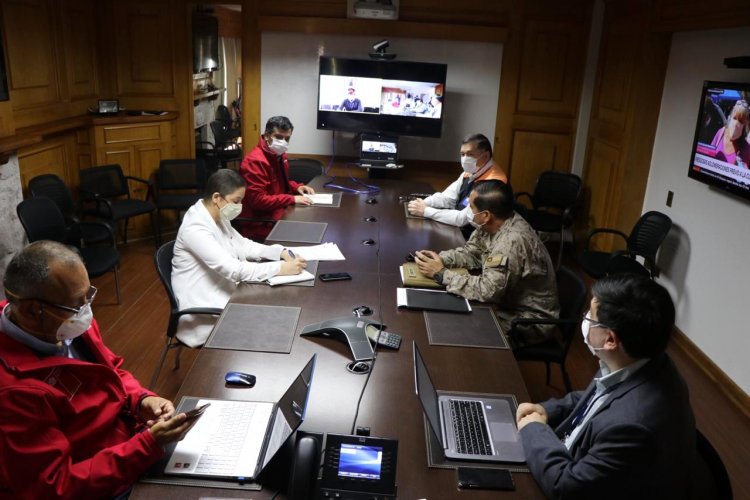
358, 133, 399, 168
164, 355, 316, 480
413, 342, 525, 463
396, 287, 472, 313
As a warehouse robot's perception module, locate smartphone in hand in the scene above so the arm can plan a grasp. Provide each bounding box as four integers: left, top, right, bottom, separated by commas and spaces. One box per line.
184, 403, 211, 422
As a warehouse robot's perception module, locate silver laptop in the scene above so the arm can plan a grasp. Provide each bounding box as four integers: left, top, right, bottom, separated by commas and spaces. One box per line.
413, 342, 524, 463
164, 355, 316, 480
359, 133, 398, 167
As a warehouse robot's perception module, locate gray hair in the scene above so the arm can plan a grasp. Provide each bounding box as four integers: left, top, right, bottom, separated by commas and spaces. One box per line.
3, 241, 82, 299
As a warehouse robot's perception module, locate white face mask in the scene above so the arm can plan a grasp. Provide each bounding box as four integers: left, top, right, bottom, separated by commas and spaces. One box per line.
467, 209, 486, 230
268, 138, 289, 155
461, 155, 478, 174
727, 118, 743, 141
54, 303, 93, 341
220, 202, 242, 221
581, 315, 606, 356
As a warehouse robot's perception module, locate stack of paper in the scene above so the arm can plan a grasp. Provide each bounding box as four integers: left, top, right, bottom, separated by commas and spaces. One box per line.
267, 270, 315, 286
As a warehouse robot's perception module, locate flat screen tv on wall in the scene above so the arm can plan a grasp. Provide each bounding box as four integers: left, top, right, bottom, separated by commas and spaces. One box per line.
688, 80, 750, 201
316, 56, 447, 138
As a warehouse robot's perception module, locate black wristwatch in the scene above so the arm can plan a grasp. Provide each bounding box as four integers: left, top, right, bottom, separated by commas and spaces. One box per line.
434, 268, 446, 284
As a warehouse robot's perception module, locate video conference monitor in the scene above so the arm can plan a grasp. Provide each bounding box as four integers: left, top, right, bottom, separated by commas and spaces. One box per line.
317, 56, 447, 138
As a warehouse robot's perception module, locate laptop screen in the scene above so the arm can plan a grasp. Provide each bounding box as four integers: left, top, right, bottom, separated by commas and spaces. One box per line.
261, 354, 317, 469
412, 342, 444, 445
360, 134, 398, 163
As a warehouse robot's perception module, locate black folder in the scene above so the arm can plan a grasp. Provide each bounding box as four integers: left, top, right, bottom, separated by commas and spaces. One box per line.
396, 287, 472, 313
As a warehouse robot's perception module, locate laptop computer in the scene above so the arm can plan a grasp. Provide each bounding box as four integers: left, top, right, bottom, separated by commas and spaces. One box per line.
412, 342, 525, 463
358, 133, 399, 168
164, 355, 316, 480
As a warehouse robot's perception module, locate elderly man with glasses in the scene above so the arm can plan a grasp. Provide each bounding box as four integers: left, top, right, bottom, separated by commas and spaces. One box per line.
515, 273, 696, 499
0, 241, 195, 498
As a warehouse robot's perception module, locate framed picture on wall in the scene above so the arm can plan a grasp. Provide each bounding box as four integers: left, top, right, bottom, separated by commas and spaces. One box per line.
0, 30, 9, 102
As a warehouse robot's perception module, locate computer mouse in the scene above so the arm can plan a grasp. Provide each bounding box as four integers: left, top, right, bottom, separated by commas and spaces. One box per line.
362, 238, 376, 246
352, 305, 373, 316
364, 216, 377, 222
225, 371, 256, 387
366, 198, 378, 204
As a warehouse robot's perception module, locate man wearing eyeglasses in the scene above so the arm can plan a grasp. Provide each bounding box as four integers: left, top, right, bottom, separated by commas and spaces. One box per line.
515, 274, 696, 499
0, 241, 195, 498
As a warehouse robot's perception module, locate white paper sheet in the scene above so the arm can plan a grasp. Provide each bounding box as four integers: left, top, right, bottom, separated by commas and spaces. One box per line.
287, 243, 345, 261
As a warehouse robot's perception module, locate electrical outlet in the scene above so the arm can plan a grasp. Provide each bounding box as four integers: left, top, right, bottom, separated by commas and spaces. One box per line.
666, 191, 674, 207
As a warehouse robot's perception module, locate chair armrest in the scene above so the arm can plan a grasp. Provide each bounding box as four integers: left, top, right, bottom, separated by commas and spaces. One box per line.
78, 220, 117, 246
514, 192, 534, 209
609, 249, 657, 276
125, 175, 152, 186
80, 190, 114, 218
125, 175, 154, 201
174, 307, 224, 319
584, 227, 628, 250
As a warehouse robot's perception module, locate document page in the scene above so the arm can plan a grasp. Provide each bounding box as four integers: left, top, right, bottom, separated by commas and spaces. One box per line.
267, 270, 315, 286
305, 194, 334, 205
286, 243, 345, 261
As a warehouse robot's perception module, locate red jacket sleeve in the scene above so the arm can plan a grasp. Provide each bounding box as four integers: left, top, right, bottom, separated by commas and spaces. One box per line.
241, 153, 296, 211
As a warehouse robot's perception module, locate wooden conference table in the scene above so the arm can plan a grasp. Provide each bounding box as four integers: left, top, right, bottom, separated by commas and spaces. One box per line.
133, 176, 545, 499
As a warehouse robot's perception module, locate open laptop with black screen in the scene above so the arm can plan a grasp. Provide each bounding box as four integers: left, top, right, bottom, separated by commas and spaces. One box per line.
164, 355, 316, 480
358, 133, 399, 168
413, 342, 524, 463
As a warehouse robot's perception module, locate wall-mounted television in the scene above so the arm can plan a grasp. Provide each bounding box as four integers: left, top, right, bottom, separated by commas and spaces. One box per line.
688, 81, 750, 200
317, 56, 447, 138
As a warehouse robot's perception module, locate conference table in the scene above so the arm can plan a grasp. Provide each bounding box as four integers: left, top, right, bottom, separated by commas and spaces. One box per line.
132, 176, 545, 499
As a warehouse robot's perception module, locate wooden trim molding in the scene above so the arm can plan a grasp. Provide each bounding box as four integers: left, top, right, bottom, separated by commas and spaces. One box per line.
258, 16, 508, 43
671, 327, 750, 419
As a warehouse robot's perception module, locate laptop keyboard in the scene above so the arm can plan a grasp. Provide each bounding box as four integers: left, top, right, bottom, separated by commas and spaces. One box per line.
449, 399, 493, 455
194, 402, 256, 475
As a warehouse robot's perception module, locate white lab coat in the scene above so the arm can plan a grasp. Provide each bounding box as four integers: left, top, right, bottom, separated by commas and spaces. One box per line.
171, 200, 284, 347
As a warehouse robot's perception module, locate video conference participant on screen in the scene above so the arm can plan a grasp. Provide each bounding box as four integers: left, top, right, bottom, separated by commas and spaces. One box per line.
516, 274, 696, 499
408, 133, 508, 238
238, 116, 316, 241
172, 170, 306, 347
0, 241, 195, 498
709, 99, 750, 168
414, 180, 559, 347
340, 86, 363, 112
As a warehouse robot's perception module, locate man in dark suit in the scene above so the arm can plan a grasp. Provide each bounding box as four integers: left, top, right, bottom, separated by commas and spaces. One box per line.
516, 274, 696, 499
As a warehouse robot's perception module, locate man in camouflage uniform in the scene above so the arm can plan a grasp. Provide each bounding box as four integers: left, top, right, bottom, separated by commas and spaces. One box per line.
415, 179, 560, 346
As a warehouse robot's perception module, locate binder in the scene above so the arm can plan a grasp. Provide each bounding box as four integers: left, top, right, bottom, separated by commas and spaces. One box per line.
399, 263, 468, 289
396, 287, 472, 313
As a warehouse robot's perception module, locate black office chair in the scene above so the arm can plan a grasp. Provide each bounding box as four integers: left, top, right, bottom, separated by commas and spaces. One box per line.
215, 104, 240, 139
507, 266, 587, 393
149, 240, 223, 389
196, 141, 221, 173
28, 174, 112, 245
16, 197, 121, 303
515, 171, 583, 268
154, 159, 208, 244
79, 164, 157, 245
578, 210, 672, 279
288, 158, 324, 184
693, 429, 733, 500
209, 120, 244, 169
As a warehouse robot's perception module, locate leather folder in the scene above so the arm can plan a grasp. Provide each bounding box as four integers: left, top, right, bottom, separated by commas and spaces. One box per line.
400, 262, 468, 289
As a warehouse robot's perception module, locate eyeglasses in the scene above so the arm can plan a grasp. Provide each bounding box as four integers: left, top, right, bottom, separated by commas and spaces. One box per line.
582, 312, 610, 330
36, 286, 98, 315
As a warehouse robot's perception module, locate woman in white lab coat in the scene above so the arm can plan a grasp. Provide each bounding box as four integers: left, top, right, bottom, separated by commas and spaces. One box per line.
171, 169, 306, 347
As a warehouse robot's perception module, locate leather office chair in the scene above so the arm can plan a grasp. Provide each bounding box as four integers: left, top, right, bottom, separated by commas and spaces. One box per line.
215, 104, 240, 139
16, 197, 121, 303
578, 210, 672, 279
154, 159, 208, 245
28, 174, 112, 245
288, 157, 324, 184
692, 429, 733, 500
515, 171, 583, 268
507, 266, 587, 392
79, 164, 157, 245
209, 120, 244, 169
195, 141, 221, 173
149, 240, 222, 389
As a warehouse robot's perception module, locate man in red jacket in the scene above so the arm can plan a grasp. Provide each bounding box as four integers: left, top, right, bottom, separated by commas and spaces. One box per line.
238, 115, 316, 241
0, 241, 194, 499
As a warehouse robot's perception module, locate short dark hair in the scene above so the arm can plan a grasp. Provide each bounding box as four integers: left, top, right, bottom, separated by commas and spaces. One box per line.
462, 133, 492, 158
472, 180, 514, 219
3, 241, 81, 300
264, 116, 294, 135
592, 274, 675, 359
204, 169, 246, 200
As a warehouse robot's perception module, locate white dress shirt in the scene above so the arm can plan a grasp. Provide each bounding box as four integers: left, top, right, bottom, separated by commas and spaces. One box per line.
171, 200, 285, 347
422, 160, 498, 227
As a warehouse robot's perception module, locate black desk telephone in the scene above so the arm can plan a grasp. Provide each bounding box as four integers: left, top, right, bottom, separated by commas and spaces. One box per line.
288, 432, 398, 500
